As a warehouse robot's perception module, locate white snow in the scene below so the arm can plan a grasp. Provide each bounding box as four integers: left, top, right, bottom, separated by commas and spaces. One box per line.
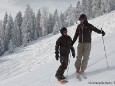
0, 11, 115, 86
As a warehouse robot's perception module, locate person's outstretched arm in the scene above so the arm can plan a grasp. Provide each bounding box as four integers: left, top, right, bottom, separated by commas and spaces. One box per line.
71, 25, 80, 46
90, 24, 105, 36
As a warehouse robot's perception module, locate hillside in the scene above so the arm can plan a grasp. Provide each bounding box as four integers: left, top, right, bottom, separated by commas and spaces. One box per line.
0, 11, 115, 86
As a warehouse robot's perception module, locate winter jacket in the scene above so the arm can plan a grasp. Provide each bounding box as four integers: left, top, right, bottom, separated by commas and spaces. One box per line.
71, 21, 103, 45
55, 35, 75, 56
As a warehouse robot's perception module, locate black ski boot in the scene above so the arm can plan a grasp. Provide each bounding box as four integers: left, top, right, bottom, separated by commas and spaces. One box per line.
55, 75, 65, 81
61, 75, 66, 79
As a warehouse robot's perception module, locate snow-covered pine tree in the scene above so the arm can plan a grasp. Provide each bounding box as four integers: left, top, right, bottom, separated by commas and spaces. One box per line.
32, 12, 36, 40
3, 13, 8, 31
3, 12, 8, 51
75, 0, 83, 21
34, 16, 38, 40
109, 0, 115, 10
82, 0, 90, 19
65, 4, 75, 26
0, 21, 4, 55
40, 8, 49, 36
53, 9, 61, 35
60, 12, 66, 27
47, 13, 54, 34
36, 9, 41, 37
0, 38, 4, 55
53, 22, 59, 35
5, 15, 14, 51
13, 11, 23, 47
8, 39, 14, 54
89, 0, 102, 18
100, 0, 111, 14
22, 5, 35, 46
82, 0, 111, 19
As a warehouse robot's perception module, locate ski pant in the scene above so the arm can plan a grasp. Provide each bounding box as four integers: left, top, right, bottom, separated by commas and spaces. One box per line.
75, 43, 91, 71
56, 55, 68, 76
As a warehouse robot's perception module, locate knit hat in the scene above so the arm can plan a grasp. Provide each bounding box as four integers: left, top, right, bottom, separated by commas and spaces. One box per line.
60, 27, 67, 35
79, 14, 87, 20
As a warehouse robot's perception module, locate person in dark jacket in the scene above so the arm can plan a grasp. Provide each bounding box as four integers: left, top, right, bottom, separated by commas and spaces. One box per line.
55, 27, 75, 80
71, 14, 105, 74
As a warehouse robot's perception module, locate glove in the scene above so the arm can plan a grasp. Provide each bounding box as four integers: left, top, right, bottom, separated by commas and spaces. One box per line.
72, 52, 75, 58
101, 30, 105, 36
55, 54, 59, 61
70, 46, 75, 58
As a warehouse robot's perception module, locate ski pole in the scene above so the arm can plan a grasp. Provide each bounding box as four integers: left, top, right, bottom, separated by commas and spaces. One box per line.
66, 53, 71, 77
101, 28, 109, 68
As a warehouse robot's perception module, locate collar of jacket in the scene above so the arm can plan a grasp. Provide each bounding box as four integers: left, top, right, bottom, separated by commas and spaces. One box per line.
83, 20, 88, 25
62, 35, 68, 37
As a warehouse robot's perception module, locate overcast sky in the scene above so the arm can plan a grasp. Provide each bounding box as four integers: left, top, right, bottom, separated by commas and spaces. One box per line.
0, 0, 77, 20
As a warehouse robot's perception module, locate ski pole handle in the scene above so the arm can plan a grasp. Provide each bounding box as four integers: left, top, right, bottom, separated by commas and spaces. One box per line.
101, 28, 102, 31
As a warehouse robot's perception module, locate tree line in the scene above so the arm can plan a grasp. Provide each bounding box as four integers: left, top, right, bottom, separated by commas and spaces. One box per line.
0, 0, 115, 56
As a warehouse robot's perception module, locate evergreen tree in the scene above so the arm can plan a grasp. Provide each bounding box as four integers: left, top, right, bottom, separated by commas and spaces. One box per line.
13, 11, 23, 47
8, 39, 14, 53
3, 12, 8, 31
89, 0, 102, 18
47, 13, 54, 34
32, 12, 36, 40
5, 15, 14, 50
60, 12, 66, 27
3, 12, 8, 51
75, 1, 83, 21
82, 0, 111, 18
0, 21, 4, 55
40, 8, 49, 36
53, 22, 59, 35
65, 5, 75, 26
36, 9, 42, 37
110, 0, 115, 10
82, 0, 90, 18
100, 0, 111, 14
22, 5, 35, 46
53, 9, 61, 35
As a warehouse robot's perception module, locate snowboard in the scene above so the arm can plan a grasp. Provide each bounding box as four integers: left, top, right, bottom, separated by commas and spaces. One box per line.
58, 79, 68, 84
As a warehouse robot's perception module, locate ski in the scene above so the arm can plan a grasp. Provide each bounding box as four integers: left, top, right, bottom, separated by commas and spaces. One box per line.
76, 73, 82, 81
76, 72, 87, 81
81, 73, 87, 79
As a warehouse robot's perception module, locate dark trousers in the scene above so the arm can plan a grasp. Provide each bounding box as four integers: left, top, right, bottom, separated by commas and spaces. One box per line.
56, 55, 68, 76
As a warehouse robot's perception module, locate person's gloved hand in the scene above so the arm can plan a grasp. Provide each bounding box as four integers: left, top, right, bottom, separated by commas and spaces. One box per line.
101, 30, 105, 36
70, 46, 75, 58
72, 52, 75, 58
55, 54, 59, 61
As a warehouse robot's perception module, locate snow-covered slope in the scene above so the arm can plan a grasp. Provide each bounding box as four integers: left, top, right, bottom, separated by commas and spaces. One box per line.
0, 11, 115, 86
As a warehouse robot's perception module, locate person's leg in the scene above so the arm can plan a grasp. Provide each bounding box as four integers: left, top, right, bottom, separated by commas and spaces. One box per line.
81, 43, 91, 72
55, 55, 68, 79
75, 43, 84, 73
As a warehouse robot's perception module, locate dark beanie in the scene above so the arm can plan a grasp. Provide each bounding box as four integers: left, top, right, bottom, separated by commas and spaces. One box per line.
60, 27, 67, 35
79, 14, 87, 20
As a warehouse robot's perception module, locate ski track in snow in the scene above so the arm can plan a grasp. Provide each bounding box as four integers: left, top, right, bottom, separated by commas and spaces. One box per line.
0, 11, 115, 86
